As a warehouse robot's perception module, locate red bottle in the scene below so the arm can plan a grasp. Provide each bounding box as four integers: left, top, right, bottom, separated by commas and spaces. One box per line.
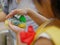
20, 25, 36, 45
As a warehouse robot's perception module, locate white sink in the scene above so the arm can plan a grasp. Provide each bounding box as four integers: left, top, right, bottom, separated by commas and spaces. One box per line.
0, 22, 15, 45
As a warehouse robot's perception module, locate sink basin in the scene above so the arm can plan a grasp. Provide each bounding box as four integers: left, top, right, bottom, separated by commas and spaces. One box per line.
0, 30, 15, 45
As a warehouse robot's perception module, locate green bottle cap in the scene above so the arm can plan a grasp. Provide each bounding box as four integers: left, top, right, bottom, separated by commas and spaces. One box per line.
19, 15, 26, 22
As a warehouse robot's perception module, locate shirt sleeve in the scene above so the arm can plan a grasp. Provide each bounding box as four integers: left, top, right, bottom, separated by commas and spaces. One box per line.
38, 33, 50, 39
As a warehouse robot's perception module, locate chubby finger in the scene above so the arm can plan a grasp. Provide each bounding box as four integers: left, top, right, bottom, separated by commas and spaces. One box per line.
6, 9, 18, 19
8, 22, 25, 33
6, 9, 27, 19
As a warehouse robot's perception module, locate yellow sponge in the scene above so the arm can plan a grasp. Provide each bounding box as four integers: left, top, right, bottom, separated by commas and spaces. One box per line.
5, 20, 9, 26
18, 23, 26, 28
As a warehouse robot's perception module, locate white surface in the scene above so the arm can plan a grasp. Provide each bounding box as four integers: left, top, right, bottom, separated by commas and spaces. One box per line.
0, 22, 9, 34
17, 0, 37, 11
0, 22, 7, 30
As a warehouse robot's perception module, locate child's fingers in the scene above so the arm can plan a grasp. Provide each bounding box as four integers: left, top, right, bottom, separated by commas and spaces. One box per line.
8, 22, 25, 33
6, 9, 18, 19
6, 9, 27, 19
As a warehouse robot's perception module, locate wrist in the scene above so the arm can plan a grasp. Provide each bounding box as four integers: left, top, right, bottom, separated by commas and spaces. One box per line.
16, 33, 20, 36
17, 9, 27, 15
16, 32, 27, 45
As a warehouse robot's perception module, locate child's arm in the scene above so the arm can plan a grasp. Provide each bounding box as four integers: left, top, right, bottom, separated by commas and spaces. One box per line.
6, 9, 49, 25
26, 9, 49, 25
0, 11, 6, 22
16, 34, 27, 45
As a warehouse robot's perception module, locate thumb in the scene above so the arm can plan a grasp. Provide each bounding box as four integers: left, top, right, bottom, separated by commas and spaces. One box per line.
8, 22, 25, 33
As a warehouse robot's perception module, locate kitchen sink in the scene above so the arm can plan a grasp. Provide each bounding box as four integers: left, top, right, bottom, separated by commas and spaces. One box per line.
0, 30, 15, 45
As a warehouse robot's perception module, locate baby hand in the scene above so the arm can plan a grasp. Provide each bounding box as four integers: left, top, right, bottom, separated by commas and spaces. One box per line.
6, 9, 27, 19
8, 22, 25, 34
